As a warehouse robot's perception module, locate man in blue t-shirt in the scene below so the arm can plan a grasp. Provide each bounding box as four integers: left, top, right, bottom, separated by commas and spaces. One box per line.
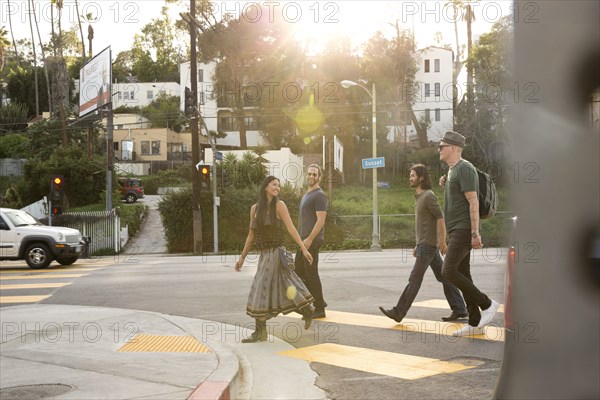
295, 164, 328, 319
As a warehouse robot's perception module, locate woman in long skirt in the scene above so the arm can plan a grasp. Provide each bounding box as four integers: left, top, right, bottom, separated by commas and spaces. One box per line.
235, 176, 315, 343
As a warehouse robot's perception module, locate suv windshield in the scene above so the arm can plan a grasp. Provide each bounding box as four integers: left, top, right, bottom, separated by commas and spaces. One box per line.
4, 210, 42, 227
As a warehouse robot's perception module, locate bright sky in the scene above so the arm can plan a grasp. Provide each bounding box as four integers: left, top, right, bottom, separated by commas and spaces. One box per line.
3, 0, 514, 58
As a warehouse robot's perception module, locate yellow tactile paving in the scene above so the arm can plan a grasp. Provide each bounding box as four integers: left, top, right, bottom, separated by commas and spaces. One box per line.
414, 299, 505, 313
288, 310, 504, 341
279, 343, 475, 380
0, 282, 72, 290
0, 295, 51, 304
117, 334, 212, 353
0, 274, 86, 280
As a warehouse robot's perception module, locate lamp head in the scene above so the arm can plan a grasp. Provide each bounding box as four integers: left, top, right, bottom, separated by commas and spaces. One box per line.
340, 80, 358, 89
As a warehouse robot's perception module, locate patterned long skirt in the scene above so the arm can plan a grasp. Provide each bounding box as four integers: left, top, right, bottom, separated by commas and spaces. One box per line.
246, 248, 314, 319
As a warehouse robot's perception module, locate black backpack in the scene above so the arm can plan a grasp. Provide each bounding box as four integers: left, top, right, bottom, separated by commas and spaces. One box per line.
477, 169, 498, 219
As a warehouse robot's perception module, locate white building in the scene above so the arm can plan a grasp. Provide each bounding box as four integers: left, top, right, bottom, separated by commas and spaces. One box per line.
112, 82, 180, 109
408, 47, 455, 142
179, 61, 265, 148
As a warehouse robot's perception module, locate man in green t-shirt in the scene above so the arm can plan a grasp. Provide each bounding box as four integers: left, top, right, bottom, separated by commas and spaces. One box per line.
438, 131, 500, 337
378, 164, 467, 323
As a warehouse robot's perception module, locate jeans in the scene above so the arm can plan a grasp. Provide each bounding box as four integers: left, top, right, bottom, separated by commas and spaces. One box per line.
393, 243, 467, 320
295, 244, 327, 310
441, 229, 492, 326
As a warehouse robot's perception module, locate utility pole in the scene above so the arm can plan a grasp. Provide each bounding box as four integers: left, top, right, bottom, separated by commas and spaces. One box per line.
87, 24, 94, 160
189, 0, 203, 254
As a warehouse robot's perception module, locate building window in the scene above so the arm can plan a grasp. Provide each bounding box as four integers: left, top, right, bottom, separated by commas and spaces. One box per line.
113, 142, 119, 151
141, 141, 150, 155
151, 141, 160, 155
425, 83, 431, 97
435, 108, 441, 121
147, 90, 153, 100
425, 108, 431, 122
124, 91, 130, 100
117, 92, 122, 100
434, 59, 440, 72
199, 69, 204, 82
435, 83, 440, 97
424, 59, 430, 73
130, 91, 135, 100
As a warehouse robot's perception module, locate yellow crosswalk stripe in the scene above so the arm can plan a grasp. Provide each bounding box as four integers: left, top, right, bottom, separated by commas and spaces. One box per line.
287, 310, 504, 341
0, 268, 100, 274
0, 282, 72, 290
279, 343, 476, 380
0, 274, 86, 280
413, 299, 505, 313
0, 295, 51, 304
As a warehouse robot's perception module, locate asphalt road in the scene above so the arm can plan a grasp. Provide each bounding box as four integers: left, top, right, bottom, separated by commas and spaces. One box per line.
2, 249, 507, 399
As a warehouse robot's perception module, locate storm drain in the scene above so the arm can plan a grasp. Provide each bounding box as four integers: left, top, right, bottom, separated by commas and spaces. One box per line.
0, 384, 74, 400
117, 334, 211, 353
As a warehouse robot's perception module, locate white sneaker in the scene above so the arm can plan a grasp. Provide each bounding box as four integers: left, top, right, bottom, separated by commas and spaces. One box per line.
452, 325, 485, 337
477, 300, 500, 328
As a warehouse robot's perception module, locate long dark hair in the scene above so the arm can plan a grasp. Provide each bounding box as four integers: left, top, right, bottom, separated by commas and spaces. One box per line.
255, 175, 280, 230
411, 164, 432, 190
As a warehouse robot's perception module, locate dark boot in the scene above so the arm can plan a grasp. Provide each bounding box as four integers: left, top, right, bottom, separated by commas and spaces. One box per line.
300, 306, 314, 330
242, 320, 267, 343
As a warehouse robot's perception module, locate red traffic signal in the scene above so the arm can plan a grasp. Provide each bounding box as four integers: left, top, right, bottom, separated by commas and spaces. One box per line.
51, 205, 63, 216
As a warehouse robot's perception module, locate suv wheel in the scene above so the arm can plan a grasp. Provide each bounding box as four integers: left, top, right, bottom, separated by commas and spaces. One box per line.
56, 256, 79, 266
125, 193, 137, 203
25, 243, 52, 269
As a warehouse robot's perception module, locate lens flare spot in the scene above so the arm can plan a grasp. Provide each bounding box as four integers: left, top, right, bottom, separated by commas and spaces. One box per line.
286, 285, 297, 300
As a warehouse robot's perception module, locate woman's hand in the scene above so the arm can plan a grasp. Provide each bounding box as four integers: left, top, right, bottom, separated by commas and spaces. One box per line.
235, 258, 244, 271
302, 249, 313, 265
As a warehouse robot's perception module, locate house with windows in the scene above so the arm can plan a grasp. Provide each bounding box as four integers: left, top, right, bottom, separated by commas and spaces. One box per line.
179, 61, 265, 147
112, 82, 181, 109
407, 46, 455, 142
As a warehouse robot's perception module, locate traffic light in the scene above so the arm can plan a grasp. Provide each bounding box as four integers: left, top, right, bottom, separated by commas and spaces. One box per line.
51, 205, 63, 216
184, 87, 195, 118
49, 175, 64, 203
200, 165, 210, 188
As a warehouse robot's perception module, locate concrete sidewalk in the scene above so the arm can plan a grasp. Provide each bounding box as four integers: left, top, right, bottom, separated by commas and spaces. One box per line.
0, 304, 326, 400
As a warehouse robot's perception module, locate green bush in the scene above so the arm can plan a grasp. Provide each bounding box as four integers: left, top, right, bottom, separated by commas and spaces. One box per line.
158, 183, 346, 254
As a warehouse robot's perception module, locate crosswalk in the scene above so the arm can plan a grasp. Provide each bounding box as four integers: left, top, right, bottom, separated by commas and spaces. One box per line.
0, 259, 115, 305
280, 301, 505, 381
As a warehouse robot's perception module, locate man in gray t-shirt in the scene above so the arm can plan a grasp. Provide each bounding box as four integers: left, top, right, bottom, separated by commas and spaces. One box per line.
295, 164, 328, 319
378, 164, 467, 323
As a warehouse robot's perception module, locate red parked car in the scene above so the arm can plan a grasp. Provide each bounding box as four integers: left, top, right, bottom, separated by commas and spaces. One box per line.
118, 177, 144, 203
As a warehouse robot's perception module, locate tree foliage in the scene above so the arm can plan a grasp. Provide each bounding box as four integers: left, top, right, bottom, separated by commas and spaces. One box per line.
458, 16, 513, 171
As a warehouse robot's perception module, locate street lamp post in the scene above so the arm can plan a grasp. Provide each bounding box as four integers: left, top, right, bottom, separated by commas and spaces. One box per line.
340, 80, 381, 251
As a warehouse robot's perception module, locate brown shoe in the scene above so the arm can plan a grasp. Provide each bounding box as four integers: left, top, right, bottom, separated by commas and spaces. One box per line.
378, 306, 402, 323
441, 311, 468, 321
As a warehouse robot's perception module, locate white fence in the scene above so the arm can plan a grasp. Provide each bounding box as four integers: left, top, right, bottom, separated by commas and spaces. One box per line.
21, 200, 127, 254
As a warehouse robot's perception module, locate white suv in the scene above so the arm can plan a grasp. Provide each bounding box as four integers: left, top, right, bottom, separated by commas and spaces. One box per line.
0, 208, 86, 269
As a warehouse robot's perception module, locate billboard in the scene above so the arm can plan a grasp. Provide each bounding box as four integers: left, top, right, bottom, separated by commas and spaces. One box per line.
79, 46, 111, 117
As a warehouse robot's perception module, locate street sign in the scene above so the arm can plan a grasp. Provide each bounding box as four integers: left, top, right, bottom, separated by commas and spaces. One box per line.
215, 151, 223, 161
361, 157, 385, 169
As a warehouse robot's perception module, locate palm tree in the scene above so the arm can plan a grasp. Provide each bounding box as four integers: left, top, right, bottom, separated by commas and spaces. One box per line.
6, 0, 18, 59
0, 27, 10, 73
464, 3, 476, 110
75, 0, 86, 58
30, 0, 52, 115
27, 0, 40, 116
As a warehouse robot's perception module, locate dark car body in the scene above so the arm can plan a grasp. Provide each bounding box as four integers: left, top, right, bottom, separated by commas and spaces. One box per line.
119, 177, 144, 203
